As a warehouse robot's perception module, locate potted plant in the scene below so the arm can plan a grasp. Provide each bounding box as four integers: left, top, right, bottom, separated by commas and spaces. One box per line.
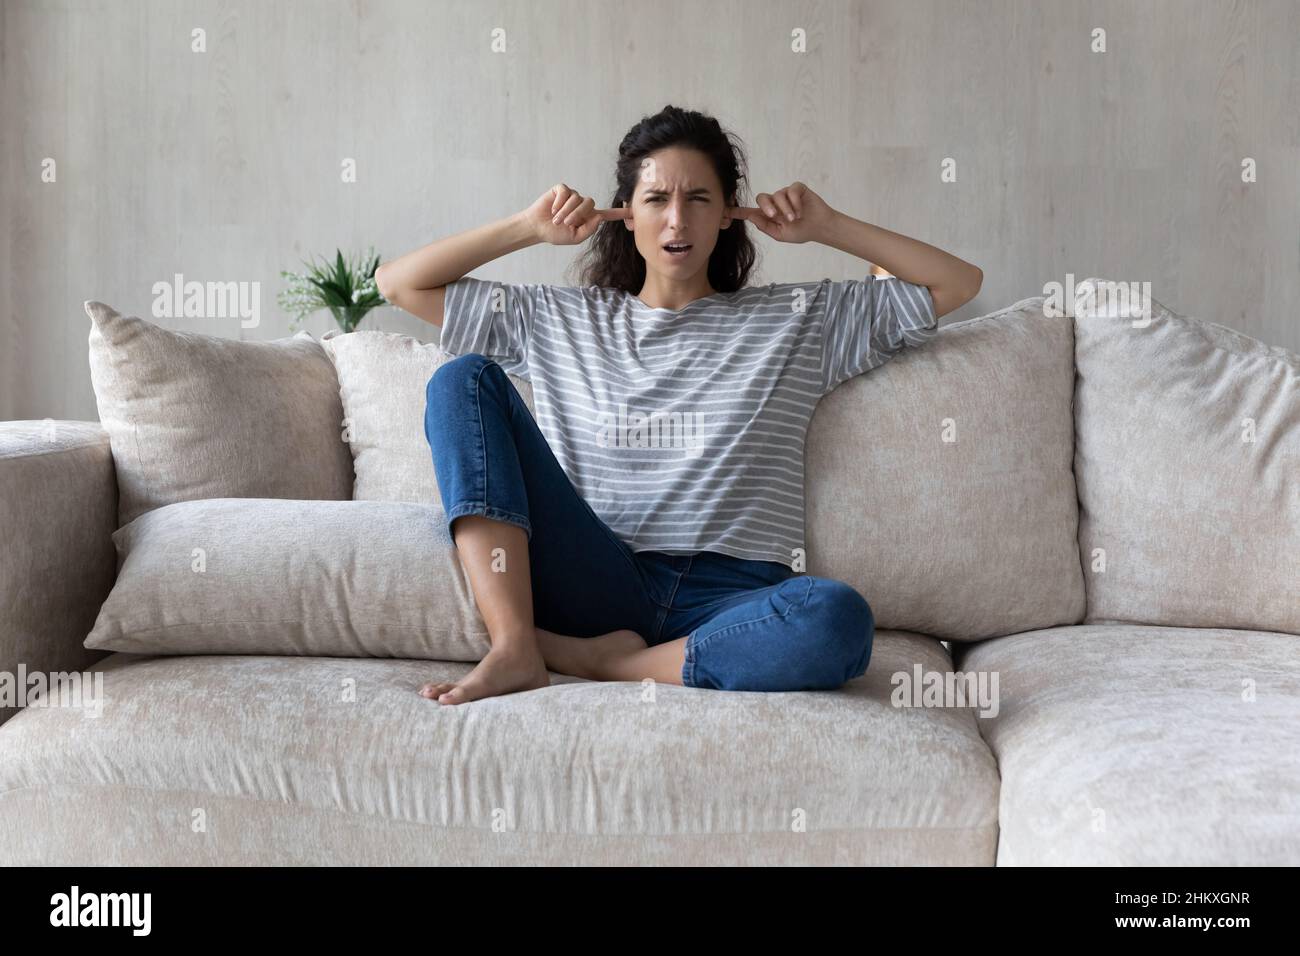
278, 247, 386, 333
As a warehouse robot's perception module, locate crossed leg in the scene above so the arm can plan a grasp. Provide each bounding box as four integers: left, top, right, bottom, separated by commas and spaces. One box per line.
534, 627, 687, 685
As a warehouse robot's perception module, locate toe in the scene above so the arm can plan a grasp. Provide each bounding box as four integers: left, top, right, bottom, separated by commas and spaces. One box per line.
438, 686, 468, 705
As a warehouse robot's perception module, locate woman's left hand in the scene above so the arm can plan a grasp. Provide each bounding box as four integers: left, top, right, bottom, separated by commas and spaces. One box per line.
727, 182, 836, 244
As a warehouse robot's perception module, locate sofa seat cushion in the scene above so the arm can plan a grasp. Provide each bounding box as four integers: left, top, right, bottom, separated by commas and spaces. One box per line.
0, 633, 999, 865
953, 623, 1300, 865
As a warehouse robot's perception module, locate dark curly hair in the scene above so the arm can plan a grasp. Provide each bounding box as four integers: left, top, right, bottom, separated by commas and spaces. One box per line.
570, 105, 759, 294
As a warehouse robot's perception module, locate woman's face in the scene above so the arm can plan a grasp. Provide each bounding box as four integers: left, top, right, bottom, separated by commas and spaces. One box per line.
624, 146, 733, 278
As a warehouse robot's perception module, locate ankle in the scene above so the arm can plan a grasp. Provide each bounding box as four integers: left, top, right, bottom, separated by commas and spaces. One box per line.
489, 631, 542, 657
585, 635, 636, 682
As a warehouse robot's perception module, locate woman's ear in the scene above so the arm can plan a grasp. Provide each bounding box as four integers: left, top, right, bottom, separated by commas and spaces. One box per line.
719, 196, 736, 229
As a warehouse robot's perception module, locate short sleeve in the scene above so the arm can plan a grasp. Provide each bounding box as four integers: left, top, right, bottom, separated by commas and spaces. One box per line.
439, 277, 540, 380
818, 275, 938, 394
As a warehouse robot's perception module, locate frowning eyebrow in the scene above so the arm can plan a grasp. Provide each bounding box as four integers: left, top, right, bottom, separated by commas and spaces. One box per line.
643, 187, 712, 197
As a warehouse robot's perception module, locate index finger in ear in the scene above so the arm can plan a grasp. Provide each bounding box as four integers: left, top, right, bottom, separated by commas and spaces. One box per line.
727, 206, 765, 221
598, 206, 633, 220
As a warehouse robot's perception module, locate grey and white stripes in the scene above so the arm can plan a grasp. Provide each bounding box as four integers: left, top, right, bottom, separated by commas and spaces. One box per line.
439, 275, 938, 566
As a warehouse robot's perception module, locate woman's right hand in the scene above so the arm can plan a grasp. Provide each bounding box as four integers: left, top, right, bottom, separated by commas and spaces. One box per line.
522, 183, 631, 245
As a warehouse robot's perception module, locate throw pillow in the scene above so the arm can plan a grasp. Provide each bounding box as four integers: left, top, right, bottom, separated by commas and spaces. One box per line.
83, 497, 490, 659
86, 300, 355, 526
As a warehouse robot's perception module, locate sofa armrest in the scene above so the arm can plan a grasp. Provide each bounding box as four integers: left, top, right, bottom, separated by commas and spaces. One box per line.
0, 421, 118, 728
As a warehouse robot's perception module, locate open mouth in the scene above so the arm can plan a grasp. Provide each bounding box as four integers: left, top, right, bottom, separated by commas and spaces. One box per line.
662, 242, 693, 258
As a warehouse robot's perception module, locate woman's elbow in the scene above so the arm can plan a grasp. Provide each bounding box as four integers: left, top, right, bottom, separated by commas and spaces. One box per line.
377, 261, 405, 306
374, 262, 400, 303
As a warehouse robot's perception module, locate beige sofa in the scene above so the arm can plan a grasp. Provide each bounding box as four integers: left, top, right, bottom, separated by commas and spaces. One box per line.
1, 277, 1296, 865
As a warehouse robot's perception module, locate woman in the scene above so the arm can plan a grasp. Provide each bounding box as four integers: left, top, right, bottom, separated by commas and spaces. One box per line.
375, 105, 981, 705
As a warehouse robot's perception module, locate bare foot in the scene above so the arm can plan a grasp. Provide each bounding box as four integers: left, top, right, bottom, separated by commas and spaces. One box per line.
418, 642, 550, 705
534, 627, 647, 680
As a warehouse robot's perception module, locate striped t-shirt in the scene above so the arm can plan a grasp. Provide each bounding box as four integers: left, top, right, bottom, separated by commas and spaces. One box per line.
439, 274, 938, 567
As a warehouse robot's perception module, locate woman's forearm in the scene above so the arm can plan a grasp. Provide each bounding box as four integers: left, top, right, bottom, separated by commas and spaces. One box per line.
817, 210, 982, 299
375, 211, 539, 300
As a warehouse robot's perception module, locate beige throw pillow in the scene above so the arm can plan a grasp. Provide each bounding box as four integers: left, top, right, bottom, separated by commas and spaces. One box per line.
320, 328, 535, 502
83, 497, 490, 660
86, 300, 355, 527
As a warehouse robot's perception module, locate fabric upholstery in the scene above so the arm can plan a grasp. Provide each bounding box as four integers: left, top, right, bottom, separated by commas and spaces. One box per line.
84, 497, 491, 660
1070, 277, 1300, 635
1, 289, 1292, 866
327, 306, 1086, 644
0, 421, 117, 728
953, 623, 1300, 865
86, 300, 355, 527
321, 327, 535, 502
0, 633, 999, 865
806, 295, 1085, 641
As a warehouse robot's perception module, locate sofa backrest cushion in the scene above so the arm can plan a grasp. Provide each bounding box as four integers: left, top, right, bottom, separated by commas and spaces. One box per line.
1070, 277, 1300, 636
86, 301, 355, 526
805, 295, 1086, 641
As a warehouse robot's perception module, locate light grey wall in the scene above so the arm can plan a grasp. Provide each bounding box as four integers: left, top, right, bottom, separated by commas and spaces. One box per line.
3, 0, 1298, 422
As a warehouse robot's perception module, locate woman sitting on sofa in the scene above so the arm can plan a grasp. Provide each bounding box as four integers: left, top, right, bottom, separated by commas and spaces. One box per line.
374, 104, 982, 705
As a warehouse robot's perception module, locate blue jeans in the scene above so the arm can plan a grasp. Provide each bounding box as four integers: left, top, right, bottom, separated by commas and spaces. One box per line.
423, 353, 874, 691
